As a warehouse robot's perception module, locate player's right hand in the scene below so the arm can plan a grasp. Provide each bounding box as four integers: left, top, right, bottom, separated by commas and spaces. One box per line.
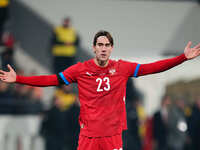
0, 64, 17, 83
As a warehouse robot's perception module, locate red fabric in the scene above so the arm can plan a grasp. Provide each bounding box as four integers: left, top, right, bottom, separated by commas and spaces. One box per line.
14, 54, 187, 138
143, 117, 153, 150
138, 54, 187, 76
77, 134, 122, 150
3, 33, 15, 48
16, 74, 59, 87
60, 55, 187, 137
62, 59, 139, 137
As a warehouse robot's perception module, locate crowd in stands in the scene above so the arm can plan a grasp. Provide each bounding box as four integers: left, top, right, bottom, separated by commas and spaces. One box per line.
0, 3, 81, 148
40, 85, 79, 150
1, 1, 200, 150
50, 17, 80, 73
0, 72, 44, 114
0, 0, 9, 45
130, 94, 200, 150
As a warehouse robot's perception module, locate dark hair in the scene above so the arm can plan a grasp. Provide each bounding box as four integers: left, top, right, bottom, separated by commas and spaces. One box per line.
93, 30, 114, 46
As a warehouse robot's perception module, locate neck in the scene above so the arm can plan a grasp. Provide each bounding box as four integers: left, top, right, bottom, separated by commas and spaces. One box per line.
94, 58, 109, 67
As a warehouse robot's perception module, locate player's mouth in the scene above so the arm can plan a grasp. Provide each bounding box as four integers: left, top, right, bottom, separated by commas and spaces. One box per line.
101, 54, 106, 57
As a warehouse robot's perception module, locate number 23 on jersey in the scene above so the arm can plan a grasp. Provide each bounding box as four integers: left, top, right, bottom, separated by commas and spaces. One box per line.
96, 77, 110, 92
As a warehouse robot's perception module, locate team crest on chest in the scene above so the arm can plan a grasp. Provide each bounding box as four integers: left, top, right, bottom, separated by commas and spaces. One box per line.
109, 68, 116, 75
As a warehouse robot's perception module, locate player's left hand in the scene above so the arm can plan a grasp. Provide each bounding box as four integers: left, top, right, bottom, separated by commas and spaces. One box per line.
184, 41, 200, 60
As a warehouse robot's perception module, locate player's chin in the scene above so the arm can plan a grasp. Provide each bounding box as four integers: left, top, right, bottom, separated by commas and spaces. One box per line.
100, 57, 109, 62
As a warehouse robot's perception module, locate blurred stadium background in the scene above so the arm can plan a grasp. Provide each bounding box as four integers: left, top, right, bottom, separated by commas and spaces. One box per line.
0, 0, 200, 150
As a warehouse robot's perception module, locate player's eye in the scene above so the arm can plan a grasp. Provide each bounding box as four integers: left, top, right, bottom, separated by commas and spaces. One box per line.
105, 43, 111, 47
97, 43, 104, 47
97, 43, 111, 47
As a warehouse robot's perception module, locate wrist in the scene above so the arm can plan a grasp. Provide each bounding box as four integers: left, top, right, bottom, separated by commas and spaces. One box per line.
15, 75, 21, 83
181, 53, 188, 61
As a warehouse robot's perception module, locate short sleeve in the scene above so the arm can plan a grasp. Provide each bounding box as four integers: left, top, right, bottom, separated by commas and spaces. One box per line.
58, 63, 80, 85
119, 60, 140, 77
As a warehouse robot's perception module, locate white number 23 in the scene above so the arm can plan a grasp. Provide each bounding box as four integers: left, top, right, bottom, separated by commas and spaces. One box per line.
96, 77, 110, 92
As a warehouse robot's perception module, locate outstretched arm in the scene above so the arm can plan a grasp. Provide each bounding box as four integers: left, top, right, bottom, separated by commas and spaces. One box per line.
137, 41, 200, 76
0, 65, 59, 87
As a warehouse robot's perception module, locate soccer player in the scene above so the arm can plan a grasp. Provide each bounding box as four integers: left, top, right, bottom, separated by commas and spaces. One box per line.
0, 30, 200, 150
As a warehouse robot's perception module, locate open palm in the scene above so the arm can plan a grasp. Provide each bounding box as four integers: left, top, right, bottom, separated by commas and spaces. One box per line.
0, 64, 17, 83
184, 41, 200, 60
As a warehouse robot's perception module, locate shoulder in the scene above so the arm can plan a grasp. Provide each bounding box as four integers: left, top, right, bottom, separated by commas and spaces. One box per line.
108, 59, 130, 65
118, 59, 133, 64
70, 60, 91, 71
113, 59, 136, 68
71, 61, 84, 69
81, 59, 95, 67
81, 59, 92, 67
63, 62, 83, 73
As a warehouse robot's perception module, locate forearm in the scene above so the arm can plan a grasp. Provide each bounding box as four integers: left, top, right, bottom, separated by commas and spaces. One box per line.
16, 74, 59, 87
138, 54, 187, 76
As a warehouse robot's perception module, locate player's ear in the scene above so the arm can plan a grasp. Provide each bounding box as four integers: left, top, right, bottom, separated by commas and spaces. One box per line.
109, 45, 113, 53
111, 45, 113, 52
92, 45, 96, 54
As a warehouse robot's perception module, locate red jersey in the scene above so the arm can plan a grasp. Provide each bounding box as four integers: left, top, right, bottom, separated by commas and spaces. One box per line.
59, 59, 139, 137
15, 54, 187, 137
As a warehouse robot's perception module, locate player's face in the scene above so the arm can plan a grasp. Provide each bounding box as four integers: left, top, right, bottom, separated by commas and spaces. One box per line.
93, 36, 113, 62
